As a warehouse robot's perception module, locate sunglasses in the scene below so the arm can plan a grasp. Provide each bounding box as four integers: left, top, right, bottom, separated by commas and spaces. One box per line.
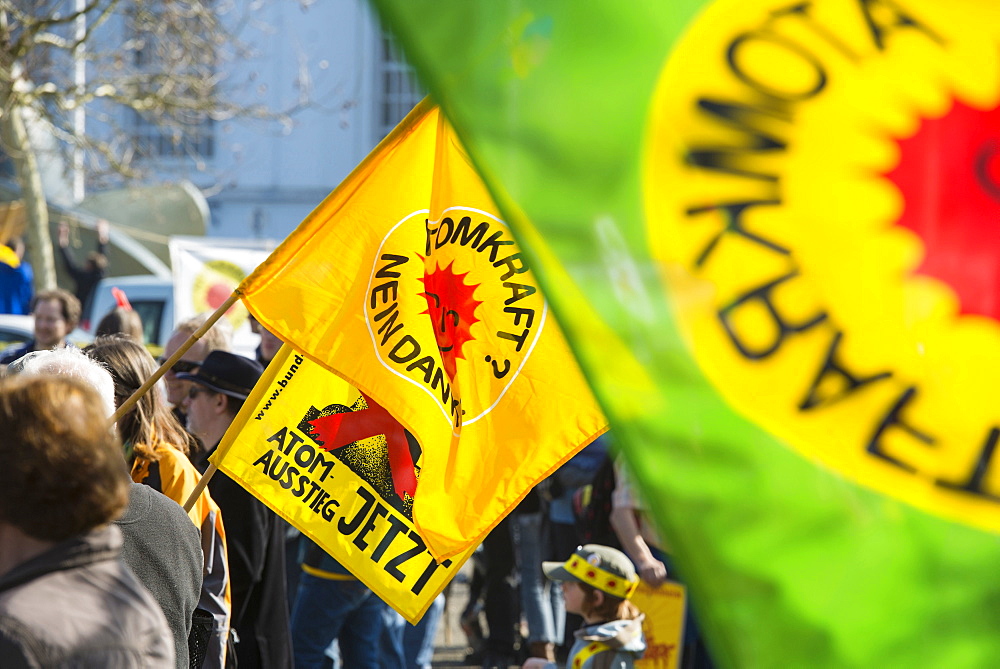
157, 358, 200, 374
186, 386, 214, 400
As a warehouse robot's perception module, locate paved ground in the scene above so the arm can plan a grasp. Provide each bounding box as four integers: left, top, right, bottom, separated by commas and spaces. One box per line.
430, 569, 481, 668
430, 559, 525, 669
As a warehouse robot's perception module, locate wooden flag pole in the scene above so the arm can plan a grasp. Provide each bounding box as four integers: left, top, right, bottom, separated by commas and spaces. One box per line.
107, 292, 241, 512
108, 291, 242, 425
184, 462, 219, 513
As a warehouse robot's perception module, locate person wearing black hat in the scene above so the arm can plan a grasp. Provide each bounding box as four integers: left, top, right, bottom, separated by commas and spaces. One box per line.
180, 350, 293, 669
523, 545, 646, 669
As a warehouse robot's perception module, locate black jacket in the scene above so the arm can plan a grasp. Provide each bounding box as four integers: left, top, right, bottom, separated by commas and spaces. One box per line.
198, 445, 293, 669
58, 240, 107, 306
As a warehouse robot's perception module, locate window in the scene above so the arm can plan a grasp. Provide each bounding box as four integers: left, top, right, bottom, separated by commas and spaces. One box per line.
126, 3, 216, 161
130, 109, 215, 160
378, 33, 423, 139
128, 300, 165, 347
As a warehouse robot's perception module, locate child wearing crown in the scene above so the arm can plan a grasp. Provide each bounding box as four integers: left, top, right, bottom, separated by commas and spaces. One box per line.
522, 544, 646, 669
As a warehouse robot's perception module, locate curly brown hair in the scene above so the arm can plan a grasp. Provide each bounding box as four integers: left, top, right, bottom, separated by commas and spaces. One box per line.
579, 582, 642, 623
31, 288, 82, 330
0, 376, 129, 541
85, 335, 198, 462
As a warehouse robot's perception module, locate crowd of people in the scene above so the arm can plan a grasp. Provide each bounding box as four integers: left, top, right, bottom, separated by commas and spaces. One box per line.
0, 284, 445, 668
0, 225, 708, 669
454, 435, 715, 669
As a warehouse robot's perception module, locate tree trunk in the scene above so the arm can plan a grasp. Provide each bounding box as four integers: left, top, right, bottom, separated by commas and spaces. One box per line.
0, 103, 56, 291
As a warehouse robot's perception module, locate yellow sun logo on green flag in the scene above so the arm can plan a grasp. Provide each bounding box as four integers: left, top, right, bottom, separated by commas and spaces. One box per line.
647, 0, 1000, 534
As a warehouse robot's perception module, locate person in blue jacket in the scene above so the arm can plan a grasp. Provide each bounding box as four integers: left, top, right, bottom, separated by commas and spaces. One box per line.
0, 238, 32, 315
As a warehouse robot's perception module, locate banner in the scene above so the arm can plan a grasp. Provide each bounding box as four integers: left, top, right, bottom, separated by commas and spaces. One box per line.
211, 345, 471, 622
633, 581, 686, 669
169, 236, 275, 354
370, 0, 1000, 667
239, 101, 607, 559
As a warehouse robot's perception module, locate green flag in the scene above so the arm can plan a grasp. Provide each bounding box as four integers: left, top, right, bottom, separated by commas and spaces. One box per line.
371, 1, 1000, 666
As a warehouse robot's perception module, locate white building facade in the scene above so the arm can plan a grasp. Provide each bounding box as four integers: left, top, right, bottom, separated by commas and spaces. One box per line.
122, 0, 422, 242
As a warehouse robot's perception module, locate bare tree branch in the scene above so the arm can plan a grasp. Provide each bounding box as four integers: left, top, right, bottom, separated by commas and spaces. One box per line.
0, 0, 304, 289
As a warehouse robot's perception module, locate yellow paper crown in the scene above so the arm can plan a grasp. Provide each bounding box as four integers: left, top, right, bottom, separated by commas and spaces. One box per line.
564, 553, 638, 599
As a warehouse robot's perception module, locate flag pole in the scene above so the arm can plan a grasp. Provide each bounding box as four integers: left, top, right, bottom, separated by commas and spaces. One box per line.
108, 291, 242, 425
111, 289, 240, 512
184, 462, 219, 513
107, 291, 242, 513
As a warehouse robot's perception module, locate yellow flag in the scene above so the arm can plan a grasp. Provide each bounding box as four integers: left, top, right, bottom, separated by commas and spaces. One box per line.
211, 345, 472, 622
239, 100, 606, 559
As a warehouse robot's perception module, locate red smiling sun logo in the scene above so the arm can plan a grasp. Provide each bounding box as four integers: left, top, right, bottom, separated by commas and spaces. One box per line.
419, 260, 483, 379
886, 99, 1000, 321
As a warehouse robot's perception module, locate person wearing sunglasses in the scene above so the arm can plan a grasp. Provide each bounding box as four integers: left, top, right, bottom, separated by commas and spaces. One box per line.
179, 351, 294, 669
160, 313, 233, 423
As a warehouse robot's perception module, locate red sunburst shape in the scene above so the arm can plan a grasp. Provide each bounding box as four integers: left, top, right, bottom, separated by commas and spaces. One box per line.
886, 99, 1000, 320
419, 260, 483, 378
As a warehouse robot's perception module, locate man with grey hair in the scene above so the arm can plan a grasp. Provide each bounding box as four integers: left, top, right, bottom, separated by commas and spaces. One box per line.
161, 313, 233, 420
8, 346, 116, 417
8, 347, 204, 669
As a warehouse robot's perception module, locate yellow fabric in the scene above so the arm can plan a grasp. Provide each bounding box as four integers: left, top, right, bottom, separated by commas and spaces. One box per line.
632, 582, 686, 669
645, 0, 1000, 538
300, 564, 357, 581
564, 555, 638, 600
0, 245, 19, 269
239, 100, 607, 560
211, 346, 473, 623
134, 445, 204, 524
572, 641, 610, 669
132, 443, 222, 529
